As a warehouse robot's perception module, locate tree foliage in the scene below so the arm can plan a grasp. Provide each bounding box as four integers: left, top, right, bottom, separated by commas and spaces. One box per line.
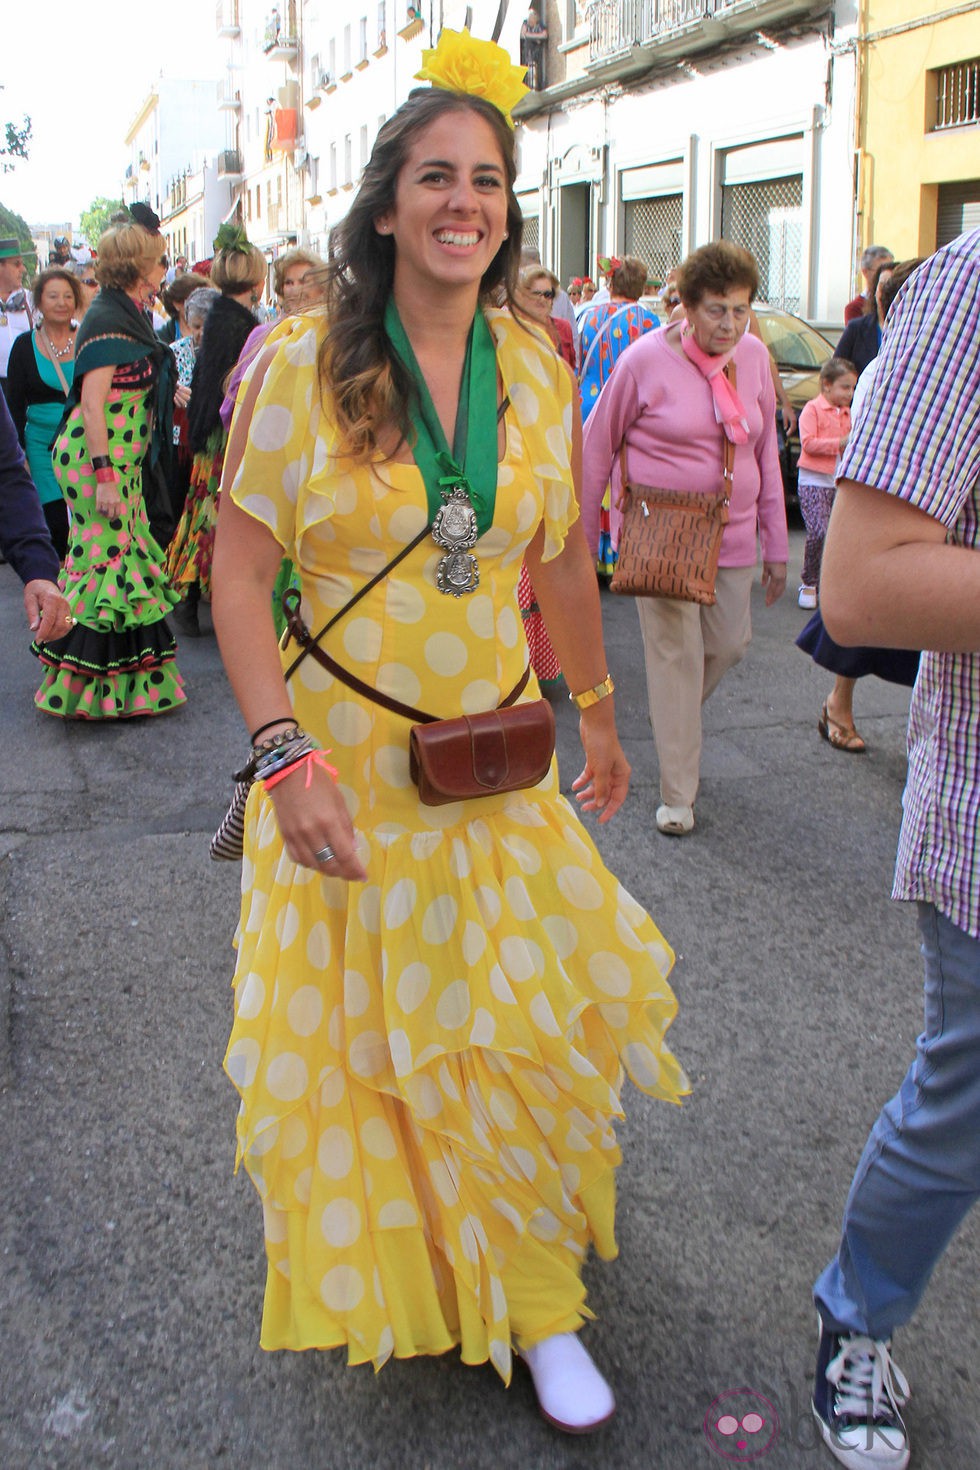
0, 199, 36, 270
1, 85, 31, 173
80, 197, 125, 249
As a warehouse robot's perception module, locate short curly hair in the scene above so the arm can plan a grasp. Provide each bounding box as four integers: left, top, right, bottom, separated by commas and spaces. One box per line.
32, 266, 84, 314
676, 241, 759, 308
95, 222, 164, 291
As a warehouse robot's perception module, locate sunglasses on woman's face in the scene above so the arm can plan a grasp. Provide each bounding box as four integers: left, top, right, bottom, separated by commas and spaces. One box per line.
528, 288, 556, 301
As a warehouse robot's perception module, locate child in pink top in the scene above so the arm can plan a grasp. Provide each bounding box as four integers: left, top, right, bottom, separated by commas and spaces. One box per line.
796, 357, 857, 607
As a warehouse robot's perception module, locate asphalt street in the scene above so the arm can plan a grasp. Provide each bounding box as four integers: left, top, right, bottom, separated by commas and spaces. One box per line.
1, 527, 977, 1470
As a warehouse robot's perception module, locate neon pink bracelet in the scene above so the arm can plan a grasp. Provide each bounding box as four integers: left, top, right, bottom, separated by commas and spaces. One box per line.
262, 748, 339, 791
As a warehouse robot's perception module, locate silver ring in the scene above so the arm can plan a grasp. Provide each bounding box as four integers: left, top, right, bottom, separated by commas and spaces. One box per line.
314, 845, 335, 864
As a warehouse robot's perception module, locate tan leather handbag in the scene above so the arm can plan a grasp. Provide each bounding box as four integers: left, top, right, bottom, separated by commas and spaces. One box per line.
609, 367, 736, 606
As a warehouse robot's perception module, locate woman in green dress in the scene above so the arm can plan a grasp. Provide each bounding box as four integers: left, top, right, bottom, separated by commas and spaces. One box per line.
33, 209, 185, 720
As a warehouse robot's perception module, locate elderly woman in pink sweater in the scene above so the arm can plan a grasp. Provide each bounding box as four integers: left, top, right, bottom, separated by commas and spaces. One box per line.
582, 241, 788, 836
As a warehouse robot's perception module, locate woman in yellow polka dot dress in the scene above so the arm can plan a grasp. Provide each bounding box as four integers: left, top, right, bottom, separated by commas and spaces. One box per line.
211, 31, 687, 1435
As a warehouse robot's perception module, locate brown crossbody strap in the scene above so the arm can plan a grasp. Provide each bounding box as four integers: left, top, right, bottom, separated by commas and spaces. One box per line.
618, 361, 736, 498
279, 395, 529, 723
283, 627, 530, 724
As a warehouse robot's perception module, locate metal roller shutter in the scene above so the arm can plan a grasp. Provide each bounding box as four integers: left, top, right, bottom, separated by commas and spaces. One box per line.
936, 180, 980, 245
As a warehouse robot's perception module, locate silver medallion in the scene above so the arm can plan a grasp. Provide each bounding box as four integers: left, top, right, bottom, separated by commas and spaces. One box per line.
432, 484, 480, 596
436, 549, 480, 597
432, 486, 478, 550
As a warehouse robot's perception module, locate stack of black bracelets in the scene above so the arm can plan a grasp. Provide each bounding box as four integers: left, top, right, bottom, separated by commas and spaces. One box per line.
235, 719, 321, 786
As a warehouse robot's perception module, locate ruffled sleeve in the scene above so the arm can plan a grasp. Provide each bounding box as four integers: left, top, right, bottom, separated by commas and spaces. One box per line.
487, 309, 578, 562
227, 312, 346, 558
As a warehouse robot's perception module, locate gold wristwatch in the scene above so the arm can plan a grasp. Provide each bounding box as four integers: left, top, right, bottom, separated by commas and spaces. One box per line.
569, 674, 615, 710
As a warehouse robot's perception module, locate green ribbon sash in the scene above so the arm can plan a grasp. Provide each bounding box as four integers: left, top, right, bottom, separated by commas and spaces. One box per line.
383, 298, 498, 536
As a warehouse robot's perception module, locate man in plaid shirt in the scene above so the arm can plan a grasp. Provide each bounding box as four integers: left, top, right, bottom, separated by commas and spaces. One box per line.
809, 227, 980, 1470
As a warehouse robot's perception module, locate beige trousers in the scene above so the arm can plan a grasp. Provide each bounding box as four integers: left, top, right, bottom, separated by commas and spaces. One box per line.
635, 564, 756, 808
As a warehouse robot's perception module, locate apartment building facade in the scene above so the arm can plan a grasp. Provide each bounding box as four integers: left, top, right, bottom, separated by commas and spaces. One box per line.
854, 0, 980, 257
512, 1, 861, 324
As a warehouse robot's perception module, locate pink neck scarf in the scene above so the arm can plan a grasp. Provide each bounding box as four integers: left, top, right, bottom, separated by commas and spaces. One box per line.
680, 323, 749, 444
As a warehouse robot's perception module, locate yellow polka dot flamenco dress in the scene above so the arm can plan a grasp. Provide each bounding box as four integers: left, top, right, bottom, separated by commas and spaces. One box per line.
224, 310, 687, 1382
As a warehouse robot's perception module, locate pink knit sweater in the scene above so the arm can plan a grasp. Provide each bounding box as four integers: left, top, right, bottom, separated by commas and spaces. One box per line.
581, 325, 788, 567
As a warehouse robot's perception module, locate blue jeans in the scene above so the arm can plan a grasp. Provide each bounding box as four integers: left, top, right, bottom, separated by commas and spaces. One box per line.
814, 903, 980, 1338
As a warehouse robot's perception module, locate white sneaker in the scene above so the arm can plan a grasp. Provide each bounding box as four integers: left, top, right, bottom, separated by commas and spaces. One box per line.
812, 1319, 910, 1469
656, 803, 695, 836
521, 1332, 616, 1433
798, 584, 818, 609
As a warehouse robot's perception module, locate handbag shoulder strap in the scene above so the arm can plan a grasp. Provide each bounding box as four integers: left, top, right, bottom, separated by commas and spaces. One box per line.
282, 518, 430, 682
37, 329, 71, 397
577, 303, 631, 386
722, 361, 736, 501
617, 358, 738, 497
284, 393, 511, 682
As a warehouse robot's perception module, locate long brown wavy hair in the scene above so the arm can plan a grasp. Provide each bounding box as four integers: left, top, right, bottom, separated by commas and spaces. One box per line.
321, 87, 525, 462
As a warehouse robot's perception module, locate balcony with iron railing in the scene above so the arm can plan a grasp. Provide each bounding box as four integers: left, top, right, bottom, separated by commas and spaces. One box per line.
586, 0, 827, 75
217, 148, 244, 179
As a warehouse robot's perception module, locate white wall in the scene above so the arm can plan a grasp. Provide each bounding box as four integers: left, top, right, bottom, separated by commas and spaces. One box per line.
517, 24, 859, 323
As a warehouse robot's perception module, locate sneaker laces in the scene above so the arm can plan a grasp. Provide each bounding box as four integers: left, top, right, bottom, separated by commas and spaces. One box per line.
827, 1335, 910, 1423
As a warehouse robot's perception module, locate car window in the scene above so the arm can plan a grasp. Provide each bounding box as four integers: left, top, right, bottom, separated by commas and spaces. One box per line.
756, 310, 833, 370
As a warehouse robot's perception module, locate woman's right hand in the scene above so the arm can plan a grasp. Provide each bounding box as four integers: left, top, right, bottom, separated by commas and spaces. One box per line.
95, 477, 123, 519
266, 762, 368, 881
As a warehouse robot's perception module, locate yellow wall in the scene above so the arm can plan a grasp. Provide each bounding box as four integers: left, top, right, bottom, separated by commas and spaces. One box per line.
858, 0, 980, 256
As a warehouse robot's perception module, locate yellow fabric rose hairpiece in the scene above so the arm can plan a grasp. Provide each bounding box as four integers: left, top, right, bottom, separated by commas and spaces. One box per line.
415, 27, 530, 128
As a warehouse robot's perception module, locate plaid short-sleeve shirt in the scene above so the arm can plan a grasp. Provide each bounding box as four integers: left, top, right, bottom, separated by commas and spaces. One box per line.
838, 227, 980, 937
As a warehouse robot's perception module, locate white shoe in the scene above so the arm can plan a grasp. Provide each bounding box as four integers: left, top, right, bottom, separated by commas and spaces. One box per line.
521, 1332, 616, 1433
798, 584, 818, 609
656, 803, 695, 836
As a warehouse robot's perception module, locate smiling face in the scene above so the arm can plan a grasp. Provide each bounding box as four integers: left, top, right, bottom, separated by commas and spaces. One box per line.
375, 109, 510, 306
684, 286, 752, 356
38, 277, 77, 326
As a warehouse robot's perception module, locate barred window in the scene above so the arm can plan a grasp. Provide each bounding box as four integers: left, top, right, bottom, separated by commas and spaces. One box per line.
623, 194, 683, 285
521, 213, 540, 256
721, 175, 803, 314
933, 57, 980, 131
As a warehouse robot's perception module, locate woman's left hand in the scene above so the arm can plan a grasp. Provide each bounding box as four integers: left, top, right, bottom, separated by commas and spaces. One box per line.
174, 383, 191, 409
761, 560, 787, 606
570, 704, 631, 822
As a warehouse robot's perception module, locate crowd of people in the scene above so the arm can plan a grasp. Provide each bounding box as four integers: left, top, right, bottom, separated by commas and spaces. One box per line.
1, 26, 978, 1470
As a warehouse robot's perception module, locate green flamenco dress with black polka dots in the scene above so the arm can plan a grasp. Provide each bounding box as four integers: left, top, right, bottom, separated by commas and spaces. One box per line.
33, 387, 186, 720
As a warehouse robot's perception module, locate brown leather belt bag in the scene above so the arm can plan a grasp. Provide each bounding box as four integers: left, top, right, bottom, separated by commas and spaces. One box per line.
409, 698, 555, 806
282, 590, 555, 808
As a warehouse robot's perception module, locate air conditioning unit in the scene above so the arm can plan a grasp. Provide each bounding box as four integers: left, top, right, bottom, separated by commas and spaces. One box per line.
317, 69, 334, 90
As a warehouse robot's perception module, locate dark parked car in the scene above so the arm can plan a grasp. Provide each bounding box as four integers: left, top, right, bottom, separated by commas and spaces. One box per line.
754, 304, 836, 506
